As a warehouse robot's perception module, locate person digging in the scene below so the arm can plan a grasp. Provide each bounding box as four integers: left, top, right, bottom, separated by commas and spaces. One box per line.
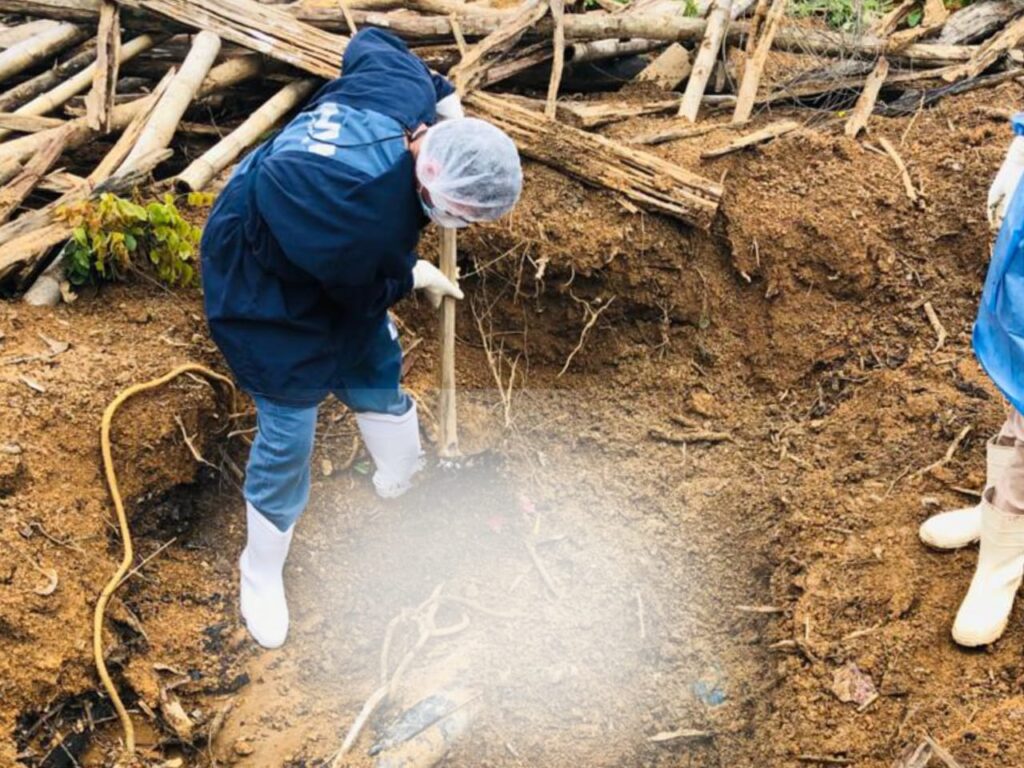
200, 29, 522, 649
919, 113, 1024, 647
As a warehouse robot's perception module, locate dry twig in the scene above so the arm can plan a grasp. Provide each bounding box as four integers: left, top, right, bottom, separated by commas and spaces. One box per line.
558, 294, 616, 377
914, 425, 972, 478
524, 539, 561, 598
923, 735, 965, 768
175, 415, 216, 469
922, 301, 947, 351
877, 136, 919, 202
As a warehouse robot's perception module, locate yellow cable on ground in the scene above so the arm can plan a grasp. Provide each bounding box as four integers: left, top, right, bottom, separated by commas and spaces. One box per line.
94, 364, 236, 754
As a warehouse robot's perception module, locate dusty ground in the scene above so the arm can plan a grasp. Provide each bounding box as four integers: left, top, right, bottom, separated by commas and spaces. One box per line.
2, 73, 1023, 768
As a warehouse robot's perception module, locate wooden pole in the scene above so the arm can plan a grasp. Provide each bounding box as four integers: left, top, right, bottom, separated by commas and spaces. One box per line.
941, 12, 1024, 82
127, 0, 348, 79
0, 20, 60, 49
196, 54, 264, 98
0, 55, 255, 168
0, 39, 95, 112
118, 30, 221, 174
438, 227, 460, 458
89, 68, 173, 183
544, 0, 565, 118
0, 34, 155, 141
0, 124, 69, 223
0, 106, 129, 166
85, 0, 120, 132
731, 0, 785, 123
678, 0, 733, 122
940, 0, 1020, 45
0, 2, 978, 67
843, 56, 889, 137
0, 112, 64, 132
0, 22, 88, 86
176, 77, 318, 191
466, 92, 722, 228
449, 0, 549, 94
700, 118, 799, 158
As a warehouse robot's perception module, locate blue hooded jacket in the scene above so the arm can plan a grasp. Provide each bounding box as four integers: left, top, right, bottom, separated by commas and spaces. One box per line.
201, 29, 455, 405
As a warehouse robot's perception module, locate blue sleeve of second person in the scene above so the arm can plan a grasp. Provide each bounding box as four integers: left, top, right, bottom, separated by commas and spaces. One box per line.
252, 152, 413, 318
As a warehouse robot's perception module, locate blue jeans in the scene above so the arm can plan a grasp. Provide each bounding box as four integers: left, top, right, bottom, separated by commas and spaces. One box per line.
245, 317, 410, 531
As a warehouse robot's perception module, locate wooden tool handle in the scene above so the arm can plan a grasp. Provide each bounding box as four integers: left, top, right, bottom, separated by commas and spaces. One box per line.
437, 226, 459, 458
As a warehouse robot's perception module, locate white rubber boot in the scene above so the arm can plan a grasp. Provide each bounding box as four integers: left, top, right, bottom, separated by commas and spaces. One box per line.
952, 491, 1024, 647
355, 403, 425, 499
239, 501, 294, 649
919, 437, 1014, 550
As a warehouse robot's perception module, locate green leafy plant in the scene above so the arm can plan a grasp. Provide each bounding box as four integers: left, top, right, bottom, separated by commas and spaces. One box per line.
57, 192, 207, 288
790, 0, 893, 30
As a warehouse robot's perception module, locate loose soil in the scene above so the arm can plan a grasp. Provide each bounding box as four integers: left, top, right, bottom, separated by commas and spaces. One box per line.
2, 79, 1023, 768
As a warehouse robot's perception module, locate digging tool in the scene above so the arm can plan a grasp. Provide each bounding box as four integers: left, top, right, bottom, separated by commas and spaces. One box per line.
437, 226, 459, 459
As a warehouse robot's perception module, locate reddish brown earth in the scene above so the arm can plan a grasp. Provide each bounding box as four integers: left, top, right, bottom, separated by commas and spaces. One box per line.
2, 80, 1023, 768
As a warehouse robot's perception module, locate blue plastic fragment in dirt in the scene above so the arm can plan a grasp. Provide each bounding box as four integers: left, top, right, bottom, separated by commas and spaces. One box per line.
692, 665, 727, 707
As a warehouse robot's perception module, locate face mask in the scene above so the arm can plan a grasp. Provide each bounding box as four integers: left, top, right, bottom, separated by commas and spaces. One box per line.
420, 194, 470, 229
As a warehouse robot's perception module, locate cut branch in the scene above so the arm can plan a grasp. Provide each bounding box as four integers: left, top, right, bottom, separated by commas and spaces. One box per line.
0, 20, 60, 49
467, 91, 722, 228
176, 78, 318, 192
196, 54, 264, 99
0, 39, 96, 112
84, 0, 120, 132
90, 67, 172, 183
634, 43, 691, 90
449, 0, 549, 94
679, 0, 733, 121
870, 0, 915, 36
941, 12, 1024, 81
0, 124, 70, 223
118, 30, 221, 174
544, 0, 565, 118
877, 135, 919, 202
732, 0, 785, 123
0, 34, 156, 142
120, 0, 348, 78
632, 119, 745, 145
844, 56, 889, 138
0, 112, 65, 132
940, 0, 1021, 45
700, 118, 799, 158
0, 56, 254, 169
0, 2, 978, 67
0, 22, 88, 85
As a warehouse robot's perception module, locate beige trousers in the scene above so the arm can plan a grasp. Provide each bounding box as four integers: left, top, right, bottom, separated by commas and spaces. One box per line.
993, 408, 1024, 515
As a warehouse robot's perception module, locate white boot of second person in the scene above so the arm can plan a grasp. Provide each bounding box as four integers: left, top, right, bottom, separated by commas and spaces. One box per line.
952, 490, 1024, 647
355, 403, 425, 499
919, 437, 1015, 550
239, 501, 294, 649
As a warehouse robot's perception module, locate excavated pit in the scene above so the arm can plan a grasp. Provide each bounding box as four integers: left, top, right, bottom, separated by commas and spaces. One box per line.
5, 81, 1024, 767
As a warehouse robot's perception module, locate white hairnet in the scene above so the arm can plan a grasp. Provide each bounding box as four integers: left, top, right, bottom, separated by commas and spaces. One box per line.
416, 117, 522, 223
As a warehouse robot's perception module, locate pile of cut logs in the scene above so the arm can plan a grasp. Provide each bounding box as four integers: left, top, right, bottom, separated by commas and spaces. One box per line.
0, 0, 1020, 303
